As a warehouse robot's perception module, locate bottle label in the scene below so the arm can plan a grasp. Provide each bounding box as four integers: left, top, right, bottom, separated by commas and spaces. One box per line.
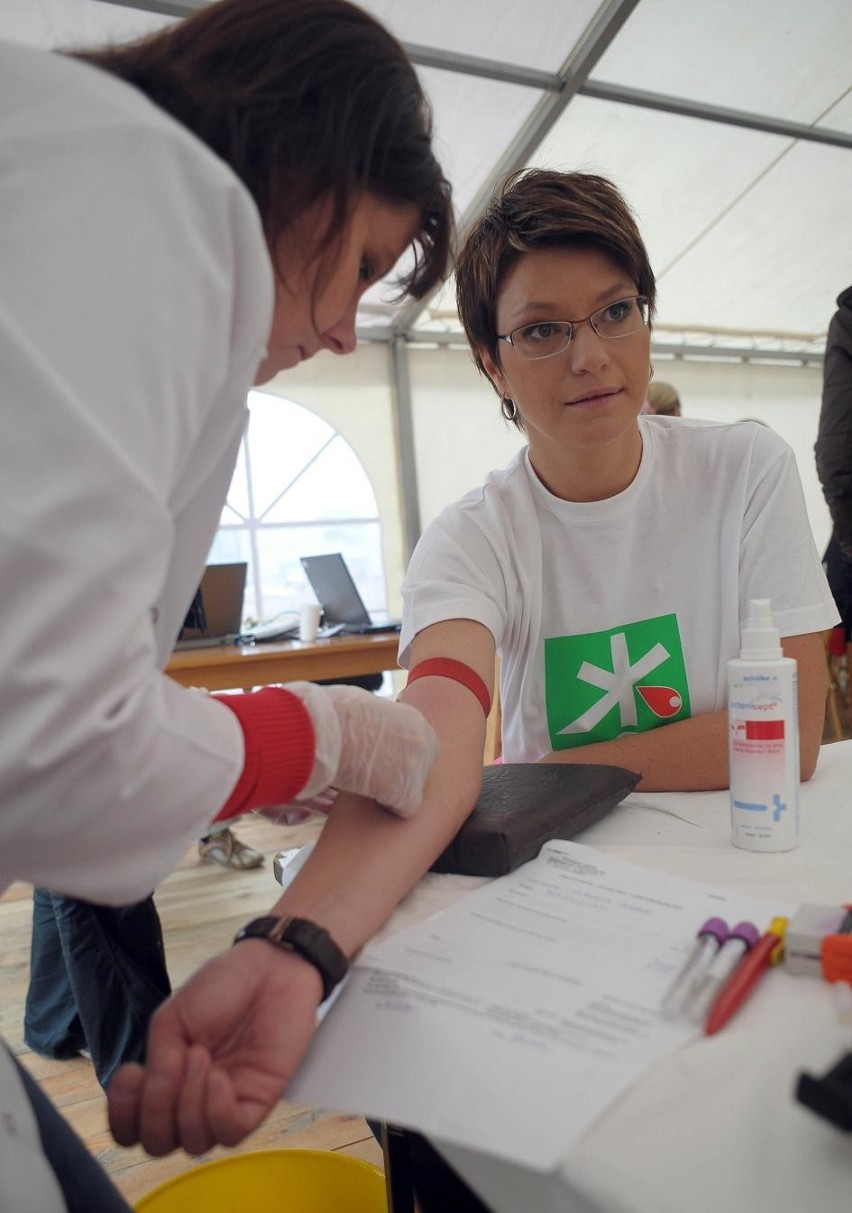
728, 669, 799, 850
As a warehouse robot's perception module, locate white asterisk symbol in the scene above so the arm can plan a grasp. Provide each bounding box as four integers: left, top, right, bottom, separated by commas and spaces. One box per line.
558, 632, 670, 735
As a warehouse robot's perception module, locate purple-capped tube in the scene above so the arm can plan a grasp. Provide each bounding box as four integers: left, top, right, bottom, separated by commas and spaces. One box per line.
660, 917, 729, 1018
686, 920, 761, 1023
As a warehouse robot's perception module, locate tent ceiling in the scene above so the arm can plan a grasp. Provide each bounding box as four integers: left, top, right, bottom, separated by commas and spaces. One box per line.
591, 0, 852, 128
5, 0, 851, 365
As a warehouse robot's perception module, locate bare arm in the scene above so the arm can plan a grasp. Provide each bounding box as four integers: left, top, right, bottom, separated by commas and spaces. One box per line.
109, 619, 494, 1155
540, 632, 826, 790
269, 619, 497, 952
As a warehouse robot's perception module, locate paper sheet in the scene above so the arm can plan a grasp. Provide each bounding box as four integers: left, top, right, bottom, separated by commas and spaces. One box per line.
289, 840, 792, 1170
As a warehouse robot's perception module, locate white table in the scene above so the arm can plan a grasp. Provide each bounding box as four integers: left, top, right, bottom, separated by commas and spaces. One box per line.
396, 740, 852, 1213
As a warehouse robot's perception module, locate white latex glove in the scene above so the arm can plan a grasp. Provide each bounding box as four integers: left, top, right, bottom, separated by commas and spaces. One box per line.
285, 682, 438, 818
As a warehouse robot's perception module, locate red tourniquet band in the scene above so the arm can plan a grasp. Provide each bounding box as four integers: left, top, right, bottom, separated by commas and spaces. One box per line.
406, 657, 491, 717
212, 686, 316, 821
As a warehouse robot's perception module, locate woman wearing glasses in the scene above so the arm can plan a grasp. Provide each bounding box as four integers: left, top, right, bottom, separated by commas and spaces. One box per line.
397, 169, 835, 790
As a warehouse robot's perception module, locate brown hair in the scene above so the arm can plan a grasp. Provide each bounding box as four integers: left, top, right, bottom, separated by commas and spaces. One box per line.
455, 169, 656, 416
646, 381, 681, 416
71, 0, 452, 299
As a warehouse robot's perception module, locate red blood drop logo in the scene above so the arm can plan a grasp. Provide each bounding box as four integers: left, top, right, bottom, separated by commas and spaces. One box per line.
636, 685, 682, 717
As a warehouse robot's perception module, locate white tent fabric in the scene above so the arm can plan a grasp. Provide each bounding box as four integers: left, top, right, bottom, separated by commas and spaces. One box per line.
5, 0, 851, 361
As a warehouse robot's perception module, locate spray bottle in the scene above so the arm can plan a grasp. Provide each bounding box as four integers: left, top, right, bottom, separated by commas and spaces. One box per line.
727, 598, 800, 852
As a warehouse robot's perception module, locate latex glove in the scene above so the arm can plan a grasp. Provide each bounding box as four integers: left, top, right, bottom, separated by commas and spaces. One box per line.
108, 942, 322, 1156
286, 682, 438, 817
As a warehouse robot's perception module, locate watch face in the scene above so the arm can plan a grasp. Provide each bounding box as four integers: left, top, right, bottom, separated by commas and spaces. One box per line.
286, 920, 347, 974
285, 918, 325, 949
233, 916, 348, 1002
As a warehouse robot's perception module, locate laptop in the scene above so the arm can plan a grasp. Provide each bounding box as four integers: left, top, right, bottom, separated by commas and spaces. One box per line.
173, 562, 247, 650
300, 553, 401, 634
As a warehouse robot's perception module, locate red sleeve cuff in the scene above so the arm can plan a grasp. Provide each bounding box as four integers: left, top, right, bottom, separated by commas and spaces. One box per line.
212, 687, 316, 821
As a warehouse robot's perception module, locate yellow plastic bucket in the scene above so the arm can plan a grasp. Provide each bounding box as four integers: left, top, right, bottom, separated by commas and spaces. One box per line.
134, 1148, 387, 1212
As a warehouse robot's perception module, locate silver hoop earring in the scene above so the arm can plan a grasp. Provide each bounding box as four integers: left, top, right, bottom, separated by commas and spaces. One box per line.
500, 396, 518, 422
648, 364, 655, 384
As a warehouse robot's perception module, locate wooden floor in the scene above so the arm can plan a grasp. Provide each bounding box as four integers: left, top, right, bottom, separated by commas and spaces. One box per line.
0, 813, 383, 1206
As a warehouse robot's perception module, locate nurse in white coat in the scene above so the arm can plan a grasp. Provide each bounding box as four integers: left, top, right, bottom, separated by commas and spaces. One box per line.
0, 0, 452, 1206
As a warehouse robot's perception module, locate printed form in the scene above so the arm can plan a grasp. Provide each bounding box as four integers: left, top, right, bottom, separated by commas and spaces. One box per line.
289, 840, 790, 1169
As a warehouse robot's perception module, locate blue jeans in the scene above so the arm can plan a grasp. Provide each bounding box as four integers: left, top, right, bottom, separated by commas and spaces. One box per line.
24, 890, 170, 1091
9, 1046, 133, 1212
825, 533, 852, 641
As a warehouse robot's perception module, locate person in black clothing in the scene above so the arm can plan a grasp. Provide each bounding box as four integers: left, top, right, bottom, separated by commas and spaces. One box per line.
815, 286, 852, 645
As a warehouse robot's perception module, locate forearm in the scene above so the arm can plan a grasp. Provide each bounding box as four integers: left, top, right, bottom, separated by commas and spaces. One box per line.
540, 709, 730, 792
540, 673, 824, 791
266, 680, 485, 957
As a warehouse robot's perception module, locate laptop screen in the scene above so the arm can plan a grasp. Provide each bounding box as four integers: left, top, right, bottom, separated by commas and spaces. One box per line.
175, 562, 247, 647
299, 553, 372, 628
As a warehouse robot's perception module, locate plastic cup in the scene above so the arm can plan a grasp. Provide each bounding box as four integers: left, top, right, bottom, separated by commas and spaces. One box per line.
299, 602, 322, 642
134, 1148, 386, 1212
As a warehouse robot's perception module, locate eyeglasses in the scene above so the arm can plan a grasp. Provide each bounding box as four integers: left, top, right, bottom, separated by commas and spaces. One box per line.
498, 295, 649, 361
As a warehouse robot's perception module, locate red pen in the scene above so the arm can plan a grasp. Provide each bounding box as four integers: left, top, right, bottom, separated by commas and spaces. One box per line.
704, 916, 789, 1036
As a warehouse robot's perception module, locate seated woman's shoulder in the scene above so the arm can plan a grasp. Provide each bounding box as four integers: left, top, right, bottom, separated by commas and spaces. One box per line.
663, 415, 783, 445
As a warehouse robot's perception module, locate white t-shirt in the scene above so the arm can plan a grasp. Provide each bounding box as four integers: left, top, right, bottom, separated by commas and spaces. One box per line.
401, 417, 838, 762
0, 42, 274, 902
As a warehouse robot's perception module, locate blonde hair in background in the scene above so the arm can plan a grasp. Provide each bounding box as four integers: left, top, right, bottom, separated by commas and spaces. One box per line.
646, 381, 681, 416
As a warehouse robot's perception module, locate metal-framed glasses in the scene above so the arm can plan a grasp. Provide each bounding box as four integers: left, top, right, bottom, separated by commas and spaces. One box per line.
498, 295, 649, 361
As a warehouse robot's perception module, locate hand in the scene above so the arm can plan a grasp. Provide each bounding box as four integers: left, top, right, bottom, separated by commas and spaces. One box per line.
287, 683, 438, 817
107, 941, 323, 1156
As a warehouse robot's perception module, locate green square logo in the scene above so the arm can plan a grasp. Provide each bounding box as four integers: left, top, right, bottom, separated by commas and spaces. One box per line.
544, 614, 690, 750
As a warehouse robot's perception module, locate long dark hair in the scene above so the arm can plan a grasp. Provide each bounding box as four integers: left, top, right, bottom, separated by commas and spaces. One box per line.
71, 0, 452, 298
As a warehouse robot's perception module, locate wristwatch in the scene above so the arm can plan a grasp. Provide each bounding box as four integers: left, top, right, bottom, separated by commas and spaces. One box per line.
232, 915, 348, 1002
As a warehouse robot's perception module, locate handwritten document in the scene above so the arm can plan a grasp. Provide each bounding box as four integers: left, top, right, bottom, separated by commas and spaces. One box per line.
289, 840, 789, 1170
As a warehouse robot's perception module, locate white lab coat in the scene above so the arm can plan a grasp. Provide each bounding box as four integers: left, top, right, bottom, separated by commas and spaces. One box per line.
0, 41, 274, 1207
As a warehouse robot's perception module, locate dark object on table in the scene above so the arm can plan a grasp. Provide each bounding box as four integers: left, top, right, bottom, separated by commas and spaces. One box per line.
430, 762, 641, 877
381, 1122, 490, 1213
796, 1051, 852, 1132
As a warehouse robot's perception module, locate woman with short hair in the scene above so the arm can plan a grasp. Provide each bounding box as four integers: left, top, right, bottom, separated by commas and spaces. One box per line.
398, 168, 834, 802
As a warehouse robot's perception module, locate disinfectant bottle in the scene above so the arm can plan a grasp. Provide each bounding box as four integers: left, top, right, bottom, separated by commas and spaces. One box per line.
727, 598, 800, 852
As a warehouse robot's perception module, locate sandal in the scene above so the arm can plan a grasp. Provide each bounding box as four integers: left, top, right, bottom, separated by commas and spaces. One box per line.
199, 827, 264, 870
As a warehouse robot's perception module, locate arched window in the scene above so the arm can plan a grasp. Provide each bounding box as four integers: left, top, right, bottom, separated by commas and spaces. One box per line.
208, 390, 388, 625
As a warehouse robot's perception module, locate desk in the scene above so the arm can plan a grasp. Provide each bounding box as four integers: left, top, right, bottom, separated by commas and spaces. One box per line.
368, 741, 852, 1213
165, 632, 400, 691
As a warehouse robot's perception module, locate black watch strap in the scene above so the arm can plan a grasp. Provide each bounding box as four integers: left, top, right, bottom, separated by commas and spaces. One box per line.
233, 915, 348, 1002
